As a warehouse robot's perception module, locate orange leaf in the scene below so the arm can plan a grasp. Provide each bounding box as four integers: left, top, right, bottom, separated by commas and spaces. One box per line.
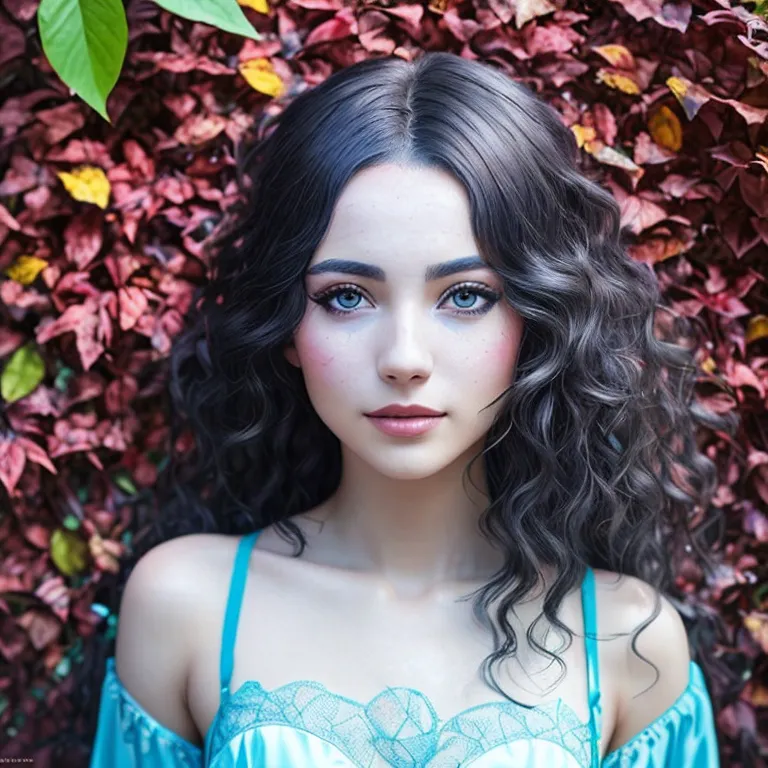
648, 105, 682, 152
746, 315, 768, 344
593, 44, 636, 70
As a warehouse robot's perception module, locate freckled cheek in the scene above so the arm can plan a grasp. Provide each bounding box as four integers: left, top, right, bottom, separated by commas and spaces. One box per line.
489, 336, 520, 373
462, 325, 523, 388
295, 331, 364, 388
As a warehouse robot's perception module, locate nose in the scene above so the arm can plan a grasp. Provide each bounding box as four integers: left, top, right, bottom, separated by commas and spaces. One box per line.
376, 306, 434, 384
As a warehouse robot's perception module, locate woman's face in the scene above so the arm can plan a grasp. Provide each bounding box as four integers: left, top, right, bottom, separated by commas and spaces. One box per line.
285, 163, 525, 480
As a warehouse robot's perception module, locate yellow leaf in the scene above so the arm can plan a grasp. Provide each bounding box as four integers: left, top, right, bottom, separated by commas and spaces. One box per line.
4, 255, 48, 285
238, 58, 284, 97
593, 44, 636, 70
571, 124, 597, 148
666, 76, 687, 101
56, 165, 110, 209
665, 75, 711, 121
597, 69, 640, 95
648, 105, 682, 152
238, 0, 270, 13
700, 356, 717, 374
744, 613, 768, 654
746, 314, 768, 344
1, 343, 45, 403
50, 528, 90, 577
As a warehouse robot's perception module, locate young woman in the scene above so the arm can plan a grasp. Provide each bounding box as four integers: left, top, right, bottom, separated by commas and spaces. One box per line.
88, 51, 734, 767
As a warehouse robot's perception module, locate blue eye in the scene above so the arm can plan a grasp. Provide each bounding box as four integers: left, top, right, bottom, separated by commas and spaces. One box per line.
309, 282, 501, 317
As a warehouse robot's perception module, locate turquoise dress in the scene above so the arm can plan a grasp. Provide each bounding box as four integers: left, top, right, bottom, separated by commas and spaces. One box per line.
89, 529, 720, 767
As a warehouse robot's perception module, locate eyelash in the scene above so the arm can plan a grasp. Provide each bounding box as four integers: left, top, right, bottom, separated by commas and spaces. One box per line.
309, 282, 501, 317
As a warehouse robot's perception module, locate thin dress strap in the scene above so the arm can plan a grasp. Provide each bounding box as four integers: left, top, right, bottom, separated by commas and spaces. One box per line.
219, 530, 262, 702
581, 565, 603, 767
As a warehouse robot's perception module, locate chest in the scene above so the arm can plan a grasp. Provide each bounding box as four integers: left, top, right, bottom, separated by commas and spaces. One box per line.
186, 552, 603, 752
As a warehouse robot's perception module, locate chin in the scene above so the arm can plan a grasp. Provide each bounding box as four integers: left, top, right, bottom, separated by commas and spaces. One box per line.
356, 450, 468, 481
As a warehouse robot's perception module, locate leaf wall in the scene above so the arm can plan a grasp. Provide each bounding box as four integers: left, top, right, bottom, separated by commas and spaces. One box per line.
0, 0, 766, 764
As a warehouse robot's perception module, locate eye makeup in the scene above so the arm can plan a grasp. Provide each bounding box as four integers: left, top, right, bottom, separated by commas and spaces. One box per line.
309, 281, 501, 317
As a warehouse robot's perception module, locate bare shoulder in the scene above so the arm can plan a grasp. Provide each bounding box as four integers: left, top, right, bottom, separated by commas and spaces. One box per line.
592, 569, 693, 753
114, 533, 240, 745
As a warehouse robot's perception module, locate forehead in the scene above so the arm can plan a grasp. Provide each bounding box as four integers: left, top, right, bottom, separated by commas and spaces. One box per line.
310, 165, 480, 278
315, 164, 475, 253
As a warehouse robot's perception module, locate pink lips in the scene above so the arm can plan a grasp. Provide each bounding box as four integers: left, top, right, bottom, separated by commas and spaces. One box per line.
366, 415, 444, 437
364, 404, 446, 437
365, 404, 445, 418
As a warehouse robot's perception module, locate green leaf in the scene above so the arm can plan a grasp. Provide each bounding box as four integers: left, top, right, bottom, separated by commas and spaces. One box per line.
113, 471, 138, 496
37, 0, 128, 122
1, 344, 45, 403
50, 528, 90, 577
152, 0, 261, 40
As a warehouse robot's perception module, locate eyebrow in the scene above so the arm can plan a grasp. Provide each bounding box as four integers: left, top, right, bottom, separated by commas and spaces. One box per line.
305, 255, 490, 282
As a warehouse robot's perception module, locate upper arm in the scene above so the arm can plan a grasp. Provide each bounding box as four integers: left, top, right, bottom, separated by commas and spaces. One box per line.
603, 574, 692, 753
114, 535, 204, 746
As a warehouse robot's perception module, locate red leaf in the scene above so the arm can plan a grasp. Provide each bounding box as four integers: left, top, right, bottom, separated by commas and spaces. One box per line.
45, 139, 113, 168
36, 298, 104, 371
15, 437, 57, 475
24, 524, 51, 549
0, 14, 25, 67
17, 609, 61, 651
610, 0, 692, 33
0, 438, 26, 494
36, 301, 91, 344
174, 114, 227, 146
35, 576, 70, 623
618, 194, 668, 235
154, 176, 195, 205
304, 9, 357, 47
104, 376, 139, 414
122, 139, 156, 179
525, 22, 583, 56
63, 208, 104, 269
118, 286, 149, 331
36, 102, 87, 146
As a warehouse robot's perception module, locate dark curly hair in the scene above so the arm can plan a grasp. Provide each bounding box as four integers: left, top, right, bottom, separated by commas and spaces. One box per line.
63, 51, 739, 764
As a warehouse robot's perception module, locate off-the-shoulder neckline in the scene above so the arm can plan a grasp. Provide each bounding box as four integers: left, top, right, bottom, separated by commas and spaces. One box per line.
603, 658, 707, 761
105, 657, 203, 754
104, 656, 706, 762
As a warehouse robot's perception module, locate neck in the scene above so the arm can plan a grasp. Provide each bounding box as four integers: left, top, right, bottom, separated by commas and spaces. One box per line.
316, 440, 506, 600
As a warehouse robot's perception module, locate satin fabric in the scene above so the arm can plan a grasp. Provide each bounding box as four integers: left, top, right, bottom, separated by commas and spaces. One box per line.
90, 657, 200, 768
601, 661, 719, 768
90, 655, 719, 767
208, 726, 586, 767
